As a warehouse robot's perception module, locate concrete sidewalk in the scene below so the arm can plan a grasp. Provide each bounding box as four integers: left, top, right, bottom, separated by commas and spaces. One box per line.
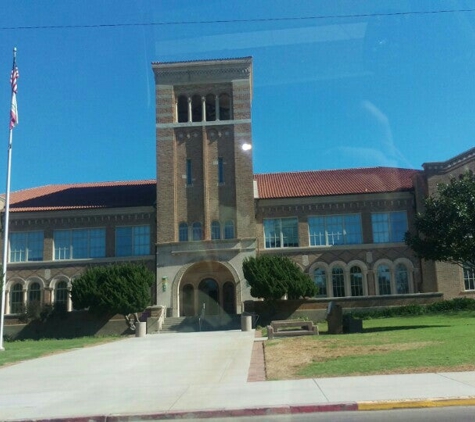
1, 330, 475, 421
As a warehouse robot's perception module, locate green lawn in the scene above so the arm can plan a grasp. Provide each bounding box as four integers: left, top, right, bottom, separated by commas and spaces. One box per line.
0, 336, 122, 368
265, 312, 475, 379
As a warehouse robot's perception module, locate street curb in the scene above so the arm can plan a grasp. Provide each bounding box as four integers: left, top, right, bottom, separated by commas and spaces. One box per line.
7, 403, 358, 422
8, 398, 475, 421
358, 397, 475, 411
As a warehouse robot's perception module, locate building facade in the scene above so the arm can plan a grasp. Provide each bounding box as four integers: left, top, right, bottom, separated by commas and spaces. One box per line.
2, 58, 475, 319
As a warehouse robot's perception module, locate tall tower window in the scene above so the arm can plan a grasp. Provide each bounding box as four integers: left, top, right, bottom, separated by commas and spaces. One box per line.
218, 157, 224, 184
219, 93, 231, 120
186, 159, 192, 186
205, 94, 216, 121
177, 95, 188, 123
192, 95, 202, 122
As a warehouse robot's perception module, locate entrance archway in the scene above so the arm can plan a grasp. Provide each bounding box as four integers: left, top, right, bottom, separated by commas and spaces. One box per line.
177, 261, 238, 317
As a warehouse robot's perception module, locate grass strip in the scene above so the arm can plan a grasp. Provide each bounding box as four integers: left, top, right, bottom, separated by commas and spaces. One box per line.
265, 312, 475, 379
0, 336, 122, 367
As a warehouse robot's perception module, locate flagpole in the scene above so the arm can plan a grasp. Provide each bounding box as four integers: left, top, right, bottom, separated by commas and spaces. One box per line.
0, 47, 18, 351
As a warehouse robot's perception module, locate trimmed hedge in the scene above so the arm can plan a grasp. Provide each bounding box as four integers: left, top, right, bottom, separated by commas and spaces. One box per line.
348, 298, 475, 320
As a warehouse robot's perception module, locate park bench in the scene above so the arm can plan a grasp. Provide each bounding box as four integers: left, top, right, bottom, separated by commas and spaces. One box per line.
267, 319, 318, 340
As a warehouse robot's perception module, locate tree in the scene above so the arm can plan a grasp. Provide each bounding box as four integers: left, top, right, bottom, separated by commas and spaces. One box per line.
242, 255, 317, 300
405, 171, 475, 269
71, 262, 154, 329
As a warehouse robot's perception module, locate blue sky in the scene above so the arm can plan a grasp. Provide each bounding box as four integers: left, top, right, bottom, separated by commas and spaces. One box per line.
1, 0, 475, 191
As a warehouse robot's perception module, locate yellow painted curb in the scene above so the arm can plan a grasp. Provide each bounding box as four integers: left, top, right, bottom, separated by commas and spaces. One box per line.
359, 397, 475, 411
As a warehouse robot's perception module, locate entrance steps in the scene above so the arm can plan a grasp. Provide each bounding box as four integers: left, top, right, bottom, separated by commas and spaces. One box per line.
160, 314, 241, 333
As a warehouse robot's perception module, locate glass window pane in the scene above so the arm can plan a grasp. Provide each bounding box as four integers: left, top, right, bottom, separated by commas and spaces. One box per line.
372, 213, 390, 243
11, 283, 24, 314
309, 217, 325, 246
27, 232, 44, 261
396, 263, 409, 294
72, 230, 88, 258
326, 216, 344, 245
211, 221, 221, 240
332, 267, 345, 297
133, 226, 150, 255
264, 219, 280, 248
116, 227, 132, 256
281, 218, 298, 247
10, 233, 27, 262
350, 266, 363, 296
314, 268, 327, 297
464, 266, 475, 291
56, 281, 68, 304
54, 230, 71, 260
28, 282, 41, 303
179, 223, 188, 242
10, 232, 43, 262
344, 214, 362, 244
192, 222, 202, 241
89, 229, 105, 258
391, 211, 408, 242
378, 265, 391, 295
224, 220, 234, 239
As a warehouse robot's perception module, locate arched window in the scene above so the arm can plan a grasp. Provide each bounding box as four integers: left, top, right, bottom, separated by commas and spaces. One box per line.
314, 268, 327, 297
332, 266, 345, 297
464, 265, 475, 291
211, 221, 221, 240
28, 282, 41, 304
179, 222, 188, 242
55, 281, 69, 306
177, 95, 188, 123
395, 264, 409, 294
11, 283, 24, 314
205, 94, 216, 121
224, 220, 235, 239
191, 95, 202, 122
219, 93, 231, 120
192, 222, 203, 241
378, 265, 391, 295
350, 266, 363, 296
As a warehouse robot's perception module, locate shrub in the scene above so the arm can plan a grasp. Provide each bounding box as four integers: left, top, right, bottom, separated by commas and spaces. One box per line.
349, 298, 475, 320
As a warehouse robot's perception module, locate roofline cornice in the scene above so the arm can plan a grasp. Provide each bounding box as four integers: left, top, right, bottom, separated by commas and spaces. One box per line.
152, 57, 252, 86
422, 147, 475, 174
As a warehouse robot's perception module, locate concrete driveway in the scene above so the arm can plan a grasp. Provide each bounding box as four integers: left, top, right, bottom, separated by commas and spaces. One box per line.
0, 330, 255, 420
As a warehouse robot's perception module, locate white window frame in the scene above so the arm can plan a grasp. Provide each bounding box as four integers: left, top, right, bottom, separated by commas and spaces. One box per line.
54, 228, 106, 260
9, 231, 44, 263
308, 214, 362, 246
115, 225, 150, 257
372, 211, 408, 243
263, 217, 299, 248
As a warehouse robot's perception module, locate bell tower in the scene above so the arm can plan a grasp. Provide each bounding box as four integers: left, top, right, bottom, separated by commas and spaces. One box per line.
152, 58, 256, 316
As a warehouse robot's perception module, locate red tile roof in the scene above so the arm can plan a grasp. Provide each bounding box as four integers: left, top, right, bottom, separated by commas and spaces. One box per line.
254, 167, 420, 199
6, 180, 156, 212
2, 167, 419, 213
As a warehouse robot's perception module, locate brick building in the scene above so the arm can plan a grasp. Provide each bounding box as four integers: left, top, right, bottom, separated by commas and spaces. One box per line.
2, 57, 475, 318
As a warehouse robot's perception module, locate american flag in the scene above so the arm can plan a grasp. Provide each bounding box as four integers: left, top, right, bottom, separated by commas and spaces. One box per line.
10, 56, 18, 129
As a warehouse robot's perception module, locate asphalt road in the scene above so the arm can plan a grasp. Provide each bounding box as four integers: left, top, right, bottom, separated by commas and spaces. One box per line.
177, 406, 475, 422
